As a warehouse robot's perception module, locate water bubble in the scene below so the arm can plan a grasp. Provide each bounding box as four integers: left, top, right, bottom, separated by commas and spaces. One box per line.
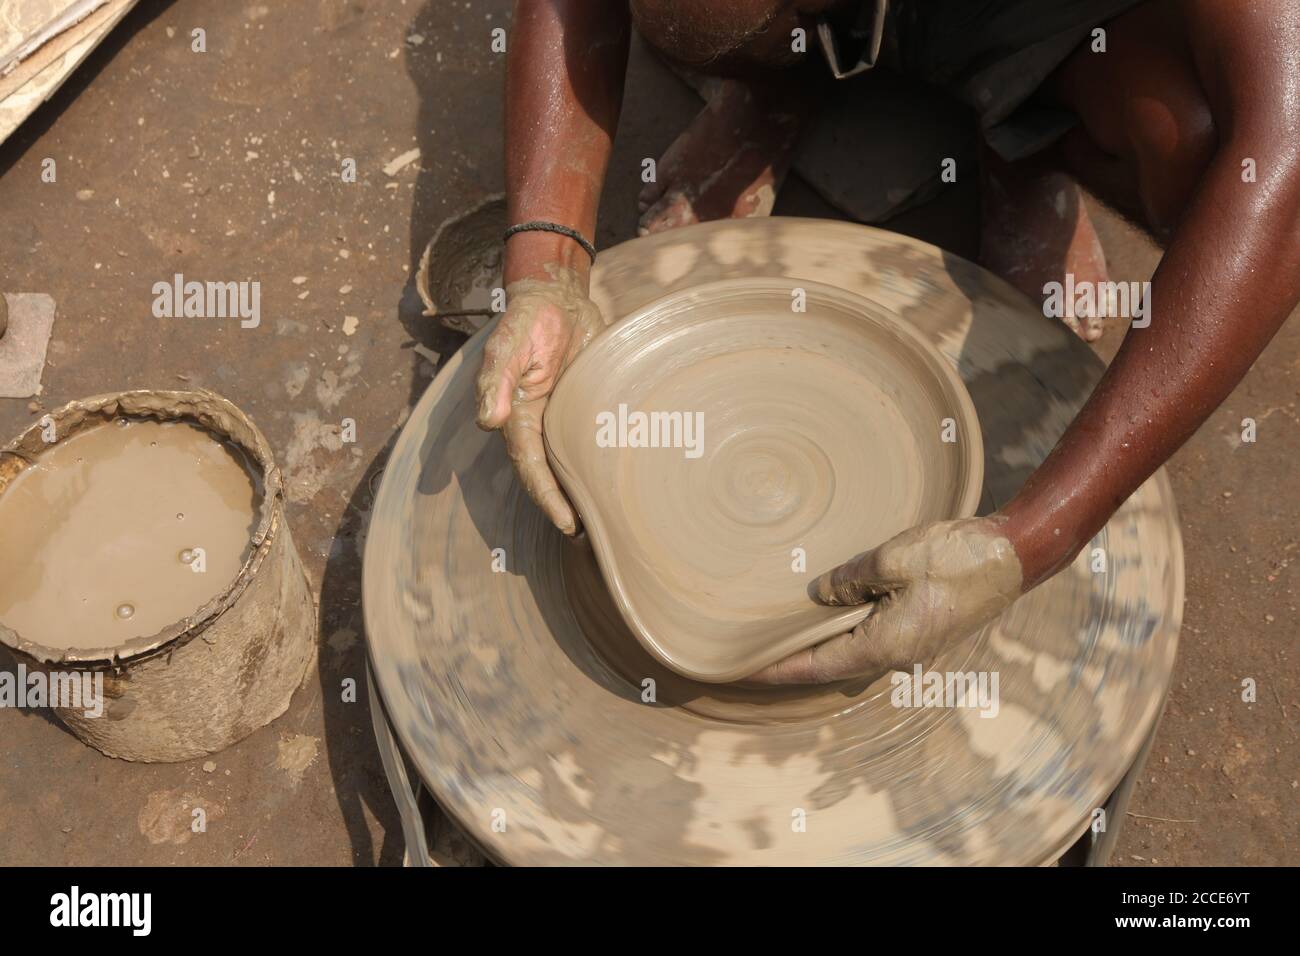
115, 602, 136, 620
176, 512, 185, 521
179, 549, 194, 564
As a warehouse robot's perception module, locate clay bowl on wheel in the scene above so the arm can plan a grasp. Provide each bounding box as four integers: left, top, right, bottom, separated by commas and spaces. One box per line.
544, 277, 983, 682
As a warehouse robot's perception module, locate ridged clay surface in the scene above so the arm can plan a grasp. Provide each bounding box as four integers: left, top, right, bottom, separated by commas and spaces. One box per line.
544, 278, 983, 681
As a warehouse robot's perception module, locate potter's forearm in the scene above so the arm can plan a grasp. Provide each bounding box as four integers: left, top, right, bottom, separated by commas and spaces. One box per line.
504, 0, 629, 286
1003, 137, 1300, 588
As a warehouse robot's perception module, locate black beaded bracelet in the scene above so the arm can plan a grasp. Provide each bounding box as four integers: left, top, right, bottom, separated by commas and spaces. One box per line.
503, 220, 597, 264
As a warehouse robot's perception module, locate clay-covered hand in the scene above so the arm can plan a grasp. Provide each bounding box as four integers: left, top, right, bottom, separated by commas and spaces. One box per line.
475, 266, 603, 535
748, 517, 1024, 684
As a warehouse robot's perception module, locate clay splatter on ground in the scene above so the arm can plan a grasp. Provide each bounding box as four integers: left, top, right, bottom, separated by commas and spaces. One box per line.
283, 411, 351, 504
276, 734, 320, 788
138, 788, 226, 846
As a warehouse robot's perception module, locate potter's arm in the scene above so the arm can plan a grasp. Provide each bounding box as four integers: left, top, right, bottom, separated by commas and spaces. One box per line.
501, 0, 630, 288
1001, 18, 1300, 589
750, 10, 1300, 685
753, 139, 1300, 686
475, 1, 631, 535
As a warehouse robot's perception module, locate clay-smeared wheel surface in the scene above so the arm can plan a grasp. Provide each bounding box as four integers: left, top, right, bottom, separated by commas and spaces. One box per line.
364, 219, 1182, 865
544, 278, 983, 682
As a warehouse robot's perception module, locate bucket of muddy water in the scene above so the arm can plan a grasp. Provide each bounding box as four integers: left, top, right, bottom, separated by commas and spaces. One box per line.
0, 389, 315, 762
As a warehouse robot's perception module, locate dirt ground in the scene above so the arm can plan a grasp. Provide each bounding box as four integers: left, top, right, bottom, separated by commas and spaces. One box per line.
0, 0, 1294, 866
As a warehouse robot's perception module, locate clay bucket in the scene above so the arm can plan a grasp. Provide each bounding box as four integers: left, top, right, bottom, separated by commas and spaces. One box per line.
0, 389, 315, 762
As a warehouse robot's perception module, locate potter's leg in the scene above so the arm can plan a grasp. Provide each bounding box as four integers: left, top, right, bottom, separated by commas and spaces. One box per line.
980, 149, 1111, 341
630, 0, 828, 234
636, 77, 807, 234
1047, 0, 1216, 246
980, 0, 1216, 340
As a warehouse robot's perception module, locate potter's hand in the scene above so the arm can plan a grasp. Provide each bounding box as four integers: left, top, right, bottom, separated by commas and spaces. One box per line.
475, 266, 603, 535
748, 517, 1024, 684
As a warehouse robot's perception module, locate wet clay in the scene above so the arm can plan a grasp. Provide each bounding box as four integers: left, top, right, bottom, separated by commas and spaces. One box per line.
475, 262, 602, 428
544, 278, 983, 681
755, 518, 1025, 683
363, 218, 1182, 865
475, 263, 604, 536
0, 419, 261, 649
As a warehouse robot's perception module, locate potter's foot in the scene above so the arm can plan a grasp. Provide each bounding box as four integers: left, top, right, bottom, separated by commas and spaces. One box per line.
981, 166, 1110, 342
637, 78, 803, 235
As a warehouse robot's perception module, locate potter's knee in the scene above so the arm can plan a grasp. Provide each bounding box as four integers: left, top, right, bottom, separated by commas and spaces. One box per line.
630, 0, 804, 71
1125, 84, 1217, 237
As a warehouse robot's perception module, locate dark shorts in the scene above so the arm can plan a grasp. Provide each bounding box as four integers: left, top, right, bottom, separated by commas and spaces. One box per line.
820, 0, 1147, 160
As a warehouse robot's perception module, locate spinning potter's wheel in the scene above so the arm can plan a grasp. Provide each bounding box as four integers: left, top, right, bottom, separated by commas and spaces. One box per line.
364, 218, 1182, 865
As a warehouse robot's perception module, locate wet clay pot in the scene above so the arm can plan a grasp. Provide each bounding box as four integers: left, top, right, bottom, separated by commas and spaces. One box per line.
545, 278, 984, 681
